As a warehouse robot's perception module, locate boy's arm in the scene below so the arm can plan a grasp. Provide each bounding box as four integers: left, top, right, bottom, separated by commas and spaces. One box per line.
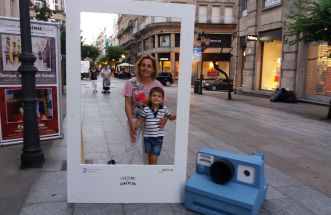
167, 114, 176, 121
166, 107, 176, 121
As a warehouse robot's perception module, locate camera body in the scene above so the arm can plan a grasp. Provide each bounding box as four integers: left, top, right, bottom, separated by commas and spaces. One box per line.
185, 148, 268, 215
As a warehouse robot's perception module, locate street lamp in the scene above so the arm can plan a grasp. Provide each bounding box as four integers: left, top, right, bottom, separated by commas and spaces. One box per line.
196, 32, 210, 95
19, 0, 44, 168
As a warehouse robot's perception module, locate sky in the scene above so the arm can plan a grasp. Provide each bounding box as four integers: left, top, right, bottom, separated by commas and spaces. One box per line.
80, 12, 117, 45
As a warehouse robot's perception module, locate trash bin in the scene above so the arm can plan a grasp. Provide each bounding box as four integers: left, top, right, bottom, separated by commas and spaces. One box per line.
271, 88, 297, 103
194, 80, 200, 94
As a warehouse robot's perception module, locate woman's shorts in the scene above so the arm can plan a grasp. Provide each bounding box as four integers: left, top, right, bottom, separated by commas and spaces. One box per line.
144, 136, 163, 156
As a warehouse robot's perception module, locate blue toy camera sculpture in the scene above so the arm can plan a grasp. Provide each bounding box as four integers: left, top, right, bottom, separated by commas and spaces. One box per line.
185, 148, 268, 215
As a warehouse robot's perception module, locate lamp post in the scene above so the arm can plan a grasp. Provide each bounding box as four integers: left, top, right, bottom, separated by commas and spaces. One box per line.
196, 32, 210, 95
19, 0, 44, 168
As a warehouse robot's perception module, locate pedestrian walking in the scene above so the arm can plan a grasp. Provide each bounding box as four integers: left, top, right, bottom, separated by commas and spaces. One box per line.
121, 55, 165, 164
89, 66, 98, 93
101, 65, 112, 94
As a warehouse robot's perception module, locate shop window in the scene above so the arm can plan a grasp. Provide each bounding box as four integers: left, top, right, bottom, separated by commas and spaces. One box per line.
159, 35, 170, 48
159, 61, 171, 72
199, 5, 207, 23
261, 40, 282, 91
197, 61, 230, 80
305, 43, 331, 97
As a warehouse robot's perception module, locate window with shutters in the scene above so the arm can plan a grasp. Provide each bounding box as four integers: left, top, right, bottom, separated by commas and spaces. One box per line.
224, 7, 233, 24
199, 5, 207, 23
211, 6, 220, 23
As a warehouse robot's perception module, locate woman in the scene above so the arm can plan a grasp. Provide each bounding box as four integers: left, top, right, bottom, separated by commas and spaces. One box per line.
89, 66, 98, 93
121, 55, 164, 164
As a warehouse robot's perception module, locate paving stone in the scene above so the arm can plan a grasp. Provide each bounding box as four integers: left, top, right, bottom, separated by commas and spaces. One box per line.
277, 185, 331, 215
261, 198, 316, 215
122, 203, 174, 215
25, 172, 67, 204
73, 203, 123, 215
20, 202, 72, 215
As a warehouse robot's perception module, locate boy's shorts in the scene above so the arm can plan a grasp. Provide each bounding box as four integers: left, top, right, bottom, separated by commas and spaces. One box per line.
144, 136, 163, 156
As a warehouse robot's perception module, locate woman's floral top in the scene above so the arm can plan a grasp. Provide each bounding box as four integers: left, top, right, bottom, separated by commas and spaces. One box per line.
122, 77, 163, 118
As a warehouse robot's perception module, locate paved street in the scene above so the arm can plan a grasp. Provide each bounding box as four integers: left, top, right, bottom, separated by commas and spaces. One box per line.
82, 77, 331, 199
1, 77, 330, 215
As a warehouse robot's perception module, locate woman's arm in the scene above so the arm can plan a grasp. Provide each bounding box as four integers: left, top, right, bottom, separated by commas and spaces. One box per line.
124, 96, 133, 128
135, 117, 145, 131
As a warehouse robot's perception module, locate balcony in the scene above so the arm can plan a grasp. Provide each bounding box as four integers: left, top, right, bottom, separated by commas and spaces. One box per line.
197, 16, 236, 25
133, 17, 181, 34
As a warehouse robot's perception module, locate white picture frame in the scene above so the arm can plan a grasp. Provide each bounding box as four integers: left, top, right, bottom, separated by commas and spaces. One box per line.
66, 0, 195, 203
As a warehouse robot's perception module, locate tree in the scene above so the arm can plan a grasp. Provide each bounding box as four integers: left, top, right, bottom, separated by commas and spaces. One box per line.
102, 46, 125, 64
34, 0, 55, 21
284, 0, 331, 45
81, 44, 100, 63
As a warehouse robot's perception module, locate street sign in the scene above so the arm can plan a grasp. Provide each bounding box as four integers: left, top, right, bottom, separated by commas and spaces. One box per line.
193, 47, 202, 62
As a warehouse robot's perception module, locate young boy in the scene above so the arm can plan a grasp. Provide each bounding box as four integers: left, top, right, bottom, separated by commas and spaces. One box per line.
134, 87, 176, 165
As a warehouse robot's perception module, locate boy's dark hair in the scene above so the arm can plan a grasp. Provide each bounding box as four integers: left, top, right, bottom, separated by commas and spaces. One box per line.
148, 87, 164, 108
149, 87, 164, 98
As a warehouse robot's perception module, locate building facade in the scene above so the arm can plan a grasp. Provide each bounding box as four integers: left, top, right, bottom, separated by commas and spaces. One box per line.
30, 0, 66, 23
236, 0, 330, 103
116, 0, 237, 81
0, 0, 20, 18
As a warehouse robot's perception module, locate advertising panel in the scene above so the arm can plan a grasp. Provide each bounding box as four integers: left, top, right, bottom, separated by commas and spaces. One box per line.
0, 17, 62, 145
0, 86, 59, 141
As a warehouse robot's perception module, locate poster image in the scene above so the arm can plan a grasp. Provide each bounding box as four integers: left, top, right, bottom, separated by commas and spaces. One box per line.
159, 35, 170, 47
0, 34, 56, 85
1, 34, 52, 72
0, 86, 59, 141
1, 34, 21, 71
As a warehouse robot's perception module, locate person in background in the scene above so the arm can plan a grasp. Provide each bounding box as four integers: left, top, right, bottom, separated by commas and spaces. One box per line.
89, 66, 98, 93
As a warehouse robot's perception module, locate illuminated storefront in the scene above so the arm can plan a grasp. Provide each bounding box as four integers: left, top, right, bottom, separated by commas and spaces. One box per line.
158, 53, 171, 72
259, 29, 282, 91
305, 43, 331, 100
197, 56, 230, 80
260, 40, 282, 90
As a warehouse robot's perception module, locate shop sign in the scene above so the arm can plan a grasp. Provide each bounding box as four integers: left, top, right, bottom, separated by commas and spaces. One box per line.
207, 34, 232, 48
207, 71, 217, 76
192, 47, 202, 62
247, 35, 258, 41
